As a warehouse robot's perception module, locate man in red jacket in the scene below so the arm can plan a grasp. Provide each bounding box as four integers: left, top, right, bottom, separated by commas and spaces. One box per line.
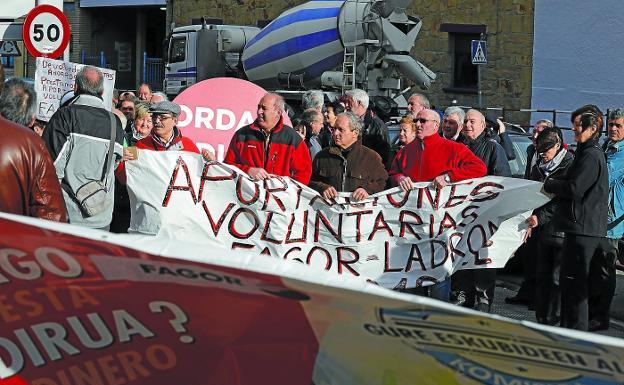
389, 109, 486, 190
389, 108, 487, 301
136, 101, 200, 153
224, 93, 312, 185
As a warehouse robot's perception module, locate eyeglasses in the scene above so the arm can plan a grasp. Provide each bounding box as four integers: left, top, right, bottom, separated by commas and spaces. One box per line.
416, 118, 436, 124
608, 122, 623, 129
152, 114, 173, 121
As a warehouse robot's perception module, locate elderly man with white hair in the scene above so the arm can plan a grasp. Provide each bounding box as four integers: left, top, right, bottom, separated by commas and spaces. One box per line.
225, 92, 312, 185
389, 108, 487, 301
407, 92, 430, 118
442, 106, 465, 141
453, 108, 511, 313
345, 88, 390, 163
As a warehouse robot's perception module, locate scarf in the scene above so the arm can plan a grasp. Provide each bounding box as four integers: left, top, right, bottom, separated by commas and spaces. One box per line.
538, 148, 567, 176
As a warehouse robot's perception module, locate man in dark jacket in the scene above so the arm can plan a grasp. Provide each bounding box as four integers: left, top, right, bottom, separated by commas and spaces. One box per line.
461, 109, 512, 177
0, 70, 67, 222
454, 109, 511, 313
345, 88, 390, 163
224, 93, 312, 185
544, 105, 609, 331
524, 119, 554, 179
310, 112, 387, 200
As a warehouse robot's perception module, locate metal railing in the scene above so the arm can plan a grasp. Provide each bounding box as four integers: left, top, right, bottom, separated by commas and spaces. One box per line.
81, 50, 106, 68
143, 52, 164, 91
454, 105, 614, 133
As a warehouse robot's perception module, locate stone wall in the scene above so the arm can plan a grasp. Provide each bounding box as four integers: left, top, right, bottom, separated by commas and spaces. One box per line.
410, 0, 534, 123
172, 0, 296, 27
170, 0, 534, 123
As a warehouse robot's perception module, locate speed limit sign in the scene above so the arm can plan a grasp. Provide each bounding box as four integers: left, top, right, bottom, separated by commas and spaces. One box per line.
23, 4, 71, 58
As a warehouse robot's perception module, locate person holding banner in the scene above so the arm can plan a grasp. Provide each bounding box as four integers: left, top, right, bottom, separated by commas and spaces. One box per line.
388, 108, 487, 301
453, 109, 512, 312
224, 93, 312, 184
136, 101, 200, 153
309, 112, 388, 201
525, 127, 573, 325
543, 105, 609, 331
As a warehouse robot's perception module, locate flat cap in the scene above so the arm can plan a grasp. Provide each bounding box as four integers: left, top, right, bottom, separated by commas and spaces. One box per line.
150, 100, 181, 116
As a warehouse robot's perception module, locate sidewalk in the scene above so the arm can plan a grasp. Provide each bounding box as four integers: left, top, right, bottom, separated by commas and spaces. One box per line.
494, 272, 624, 339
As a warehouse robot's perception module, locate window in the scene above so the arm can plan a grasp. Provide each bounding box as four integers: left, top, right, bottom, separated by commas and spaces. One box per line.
440, 23, 486, 93
168, 36, 186, 63
451, 33, 479, 89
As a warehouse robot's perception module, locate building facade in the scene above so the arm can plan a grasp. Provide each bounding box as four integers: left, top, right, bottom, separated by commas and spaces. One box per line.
167, 0, 534, 122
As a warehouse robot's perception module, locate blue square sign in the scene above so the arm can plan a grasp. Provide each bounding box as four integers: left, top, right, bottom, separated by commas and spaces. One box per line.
471, 40, 487, 65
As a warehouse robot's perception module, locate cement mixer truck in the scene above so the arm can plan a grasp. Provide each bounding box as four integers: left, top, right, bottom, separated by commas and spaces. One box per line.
163, 0, 435, 107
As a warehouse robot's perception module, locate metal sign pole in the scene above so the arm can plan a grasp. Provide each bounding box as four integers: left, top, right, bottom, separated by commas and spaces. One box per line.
478, 64, 482, 108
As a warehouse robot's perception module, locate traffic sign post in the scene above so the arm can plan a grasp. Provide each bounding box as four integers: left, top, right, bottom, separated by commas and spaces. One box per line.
471, 39, 487, 108
0, 40, 21, 56
22, 4, 70, 59
471, 40, 487, 65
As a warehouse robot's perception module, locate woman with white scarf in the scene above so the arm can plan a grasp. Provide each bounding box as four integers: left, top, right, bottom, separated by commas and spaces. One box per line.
525, 127, 574, 325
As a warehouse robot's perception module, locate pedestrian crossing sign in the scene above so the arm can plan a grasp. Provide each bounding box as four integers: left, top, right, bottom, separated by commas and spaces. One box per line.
471, 40, 487, 65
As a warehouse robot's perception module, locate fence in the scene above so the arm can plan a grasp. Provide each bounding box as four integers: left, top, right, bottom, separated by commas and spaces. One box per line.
80, 50, 164, 91
454, 105, 615, 133
80, 50, 106, 68
143, 52, 164, 91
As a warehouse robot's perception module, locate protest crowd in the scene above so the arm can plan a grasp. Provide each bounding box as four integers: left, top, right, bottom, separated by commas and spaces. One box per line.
1, 60, 623, 334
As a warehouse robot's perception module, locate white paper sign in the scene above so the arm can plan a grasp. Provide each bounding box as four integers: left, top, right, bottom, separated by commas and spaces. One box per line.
34, 57, 116, 121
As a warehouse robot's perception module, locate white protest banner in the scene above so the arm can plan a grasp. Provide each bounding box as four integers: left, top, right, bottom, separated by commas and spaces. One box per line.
34, 57, 116, 121
1, 212, 623, 385
125, 150, 550, 289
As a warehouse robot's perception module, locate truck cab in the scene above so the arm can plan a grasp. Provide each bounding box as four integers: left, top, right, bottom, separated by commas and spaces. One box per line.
164, 23, 260, 98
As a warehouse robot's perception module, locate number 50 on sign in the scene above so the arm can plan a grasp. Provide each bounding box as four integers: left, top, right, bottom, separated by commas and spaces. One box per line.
23, 4, 71, 59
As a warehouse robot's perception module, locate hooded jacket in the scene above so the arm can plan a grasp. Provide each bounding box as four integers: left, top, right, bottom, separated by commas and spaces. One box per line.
224, 116, 312, 184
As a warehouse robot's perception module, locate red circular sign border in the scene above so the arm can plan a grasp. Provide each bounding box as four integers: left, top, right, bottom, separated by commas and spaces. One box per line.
22, 4, 71, 59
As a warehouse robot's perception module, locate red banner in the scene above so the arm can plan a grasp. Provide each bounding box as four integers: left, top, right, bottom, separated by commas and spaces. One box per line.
0, 217, 317, 384
2, 214, 624, 385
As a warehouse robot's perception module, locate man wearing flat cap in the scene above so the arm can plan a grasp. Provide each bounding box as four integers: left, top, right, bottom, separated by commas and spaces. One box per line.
135, 100, 200, 153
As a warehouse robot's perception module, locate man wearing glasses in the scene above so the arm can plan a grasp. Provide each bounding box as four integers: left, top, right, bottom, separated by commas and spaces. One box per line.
135, 101, 200, 153
388, 108, 487, 301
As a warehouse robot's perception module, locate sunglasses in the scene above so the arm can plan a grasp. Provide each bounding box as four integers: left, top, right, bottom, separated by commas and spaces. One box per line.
416, 118, 435, 124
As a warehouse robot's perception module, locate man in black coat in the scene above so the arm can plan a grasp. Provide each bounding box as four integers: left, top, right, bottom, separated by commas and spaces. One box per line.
543, 105, 609, 331
454, 109, 511, 313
